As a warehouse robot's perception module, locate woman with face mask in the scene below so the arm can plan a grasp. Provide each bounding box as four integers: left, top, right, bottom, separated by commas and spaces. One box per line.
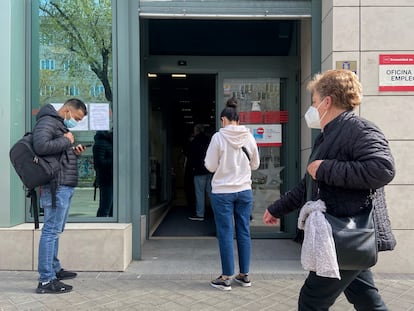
263, 69, 395, 310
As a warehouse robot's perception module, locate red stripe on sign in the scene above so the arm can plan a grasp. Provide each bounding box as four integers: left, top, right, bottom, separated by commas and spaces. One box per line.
257, 142, 283, 147
239, 111, 262, 124
263, 111, 289, 123
379, 85, 414, 91
380, 54, 414, 65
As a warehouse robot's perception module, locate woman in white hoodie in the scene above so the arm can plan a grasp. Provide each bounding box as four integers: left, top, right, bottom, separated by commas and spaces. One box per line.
205, 98, 260, 291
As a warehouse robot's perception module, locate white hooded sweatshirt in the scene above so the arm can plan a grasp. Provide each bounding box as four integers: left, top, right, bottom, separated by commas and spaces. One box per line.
204, 125, 260, 194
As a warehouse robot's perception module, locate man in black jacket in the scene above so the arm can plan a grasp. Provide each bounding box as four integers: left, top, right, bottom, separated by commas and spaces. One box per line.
93, 130, 113, 217
33, 98, 88, 294
188, 124, 212, 221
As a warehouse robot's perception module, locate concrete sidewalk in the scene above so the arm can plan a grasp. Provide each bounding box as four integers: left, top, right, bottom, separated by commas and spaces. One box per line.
1, 239, 413, 310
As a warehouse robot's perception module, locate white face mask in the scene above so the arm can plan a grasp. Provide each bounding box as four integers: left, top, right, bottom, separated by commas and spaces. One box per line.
304, 99, 326, 129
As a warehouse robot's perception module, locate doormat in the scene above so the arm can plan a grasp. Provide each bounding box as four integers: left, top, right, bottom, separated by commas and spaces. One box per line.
152, 205, 216, 237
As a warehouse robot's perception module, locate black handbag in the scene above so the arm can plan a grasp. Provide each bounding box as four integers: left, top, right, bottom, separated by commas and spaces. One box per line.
305, 125, 379, 270
325, 208, 378, 270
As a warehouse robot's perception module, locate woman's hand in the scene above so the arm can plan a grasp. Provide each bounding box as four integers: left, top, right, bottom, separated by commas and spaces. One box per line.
307, 160, 324, 180
263, 209, 279, 225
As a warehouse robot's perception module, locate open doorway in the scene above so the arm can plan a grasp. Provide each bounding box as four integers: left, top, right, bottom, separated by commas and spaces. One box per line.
148, 73, 216, 236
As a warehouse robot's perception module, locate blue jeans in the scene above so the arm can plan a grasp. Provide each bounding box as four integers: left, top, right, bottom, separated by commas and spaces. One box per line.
38, 185, 74, 282
210, 190, 253, 276
193, 174, 212, 217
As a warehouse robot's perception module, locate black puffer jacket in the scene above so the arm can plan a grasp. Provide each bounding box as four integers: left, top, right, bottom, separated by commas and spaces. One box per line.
32, 104, 79, 187
267, 111, 395, 218
93, 131, 113, 187
188, 132, 210, 176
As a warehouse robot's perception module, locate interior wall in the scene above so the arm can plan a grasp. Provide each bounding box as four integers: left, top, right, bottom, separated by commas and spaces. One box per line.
148, 74, 216, 207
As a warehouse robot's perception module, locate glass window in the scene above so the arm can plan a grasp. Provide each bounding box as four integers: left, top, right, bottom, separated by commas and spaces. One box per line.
223, 78, 284, 233
33, 0, 113, 221
40, 59, 55, 70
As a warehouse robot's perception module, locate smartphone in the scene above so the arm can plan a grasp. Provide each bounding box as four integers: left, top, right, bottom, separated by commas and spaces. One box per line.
82, 143, 93, 148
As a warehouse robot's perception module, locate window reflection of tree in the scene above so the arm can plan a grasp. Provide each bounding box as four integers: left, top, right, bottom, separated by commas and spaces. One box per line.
39, 0, 113, 106
37, 0, 114, 219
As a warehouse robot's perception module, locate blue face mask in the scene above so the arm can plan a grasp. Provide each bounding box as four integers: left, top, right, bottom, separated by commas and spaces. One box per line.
64, 111, 78, 128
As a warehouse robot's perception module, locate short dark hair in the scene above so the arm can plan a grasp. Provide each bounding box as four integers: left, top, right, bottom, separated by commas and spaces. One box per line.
220, 97, 239, 122
64, 98, 88, 116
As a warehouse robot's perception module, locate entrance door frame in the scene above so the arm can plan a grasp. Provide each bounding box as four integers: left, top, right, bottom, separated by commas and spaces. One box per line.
147, 73, 217, 208
142, 55, 300, 238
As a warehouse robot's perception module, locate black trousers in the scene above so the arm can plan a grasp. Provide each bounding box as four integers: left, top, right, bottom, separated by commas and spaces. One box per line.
298, 270, 388, 311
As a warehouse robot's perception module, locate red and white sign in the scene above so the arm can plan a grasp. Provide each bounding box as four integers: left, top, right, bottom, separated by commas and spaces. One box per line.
379, 54, 414, 91
245, 124, 282, 147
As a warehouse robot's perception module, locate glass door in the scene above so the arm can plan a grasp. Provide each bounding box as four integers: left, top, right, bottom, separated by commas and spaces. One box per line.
223, 78, 288, 235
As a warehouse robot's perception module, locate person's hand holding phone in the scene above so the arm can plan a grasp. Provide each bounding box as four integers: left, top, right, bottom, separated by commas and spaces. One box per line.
72, 143, 91, 155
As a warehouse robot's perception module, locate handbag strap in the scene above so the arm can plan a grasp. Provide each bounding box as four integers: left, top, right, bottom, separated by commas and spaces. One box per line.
241, 146, 250, 161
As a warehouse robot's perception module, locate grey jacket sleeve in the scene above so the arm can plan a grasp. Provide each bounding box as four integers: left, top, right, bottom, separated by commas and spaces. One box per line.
32, 116, 71, 156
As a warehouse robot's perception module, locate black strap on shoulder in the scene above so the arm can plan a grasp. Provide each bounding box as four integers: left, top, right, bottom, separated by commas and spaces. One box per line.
93, 178, 98, 201
241, 146, 250, 161
27, 189, 39, 229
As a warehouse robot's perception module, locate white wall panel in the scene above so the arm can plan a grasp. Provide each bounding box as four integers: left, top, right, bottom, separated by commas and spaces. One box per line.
332, 7, 359, 52
360, 96, 414, 140
361, 7, 414, 51
388, 141, 414, 185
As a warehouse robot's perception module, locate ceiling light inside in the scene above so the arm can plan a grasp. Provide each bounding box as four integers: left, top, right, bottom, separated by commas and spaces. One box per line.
171, 74, 187, 78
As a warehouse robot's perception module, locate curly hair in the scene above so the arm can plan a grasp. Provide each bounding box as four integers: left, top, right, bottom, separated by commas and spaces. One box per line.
307, 69, 362, 110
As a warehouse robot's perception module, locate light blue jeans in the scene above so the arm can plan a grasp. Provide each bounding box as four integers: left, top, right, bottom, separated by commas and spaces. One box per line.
210, 189, 253, 277
38, 185, 74, 282
193, 174, 212, 217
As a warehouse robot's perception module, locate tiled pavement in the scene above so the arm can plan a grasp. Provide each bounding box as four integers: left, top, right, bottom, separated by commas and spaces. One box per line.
1, 239, 414, 311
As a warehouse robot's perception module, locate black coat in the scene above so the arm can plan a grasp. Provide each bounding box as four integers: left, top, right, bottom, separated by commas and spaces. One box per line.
188, 132, 210, 176
32, 104, 79, 187
268, 111, 395, 218
93, 131, 113, 186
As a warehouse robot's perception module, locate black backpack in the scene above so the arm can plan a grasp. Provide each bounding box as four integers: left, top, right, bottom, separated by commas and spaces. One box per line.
9, 132, 62, 229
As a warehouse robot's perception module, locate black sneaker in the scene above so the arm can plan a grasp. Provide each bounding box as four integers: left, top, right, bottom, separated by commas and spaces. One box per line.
234, 274, 251, 287
188, 215, 204, 221
56, 269, 77, 280
210, 276, 231, 291
36, 279, 73, 294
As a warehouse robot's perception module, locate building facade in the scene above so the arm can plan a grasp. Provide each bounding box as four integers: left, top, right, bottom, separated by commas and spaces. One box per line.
1, 0, 413, 273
